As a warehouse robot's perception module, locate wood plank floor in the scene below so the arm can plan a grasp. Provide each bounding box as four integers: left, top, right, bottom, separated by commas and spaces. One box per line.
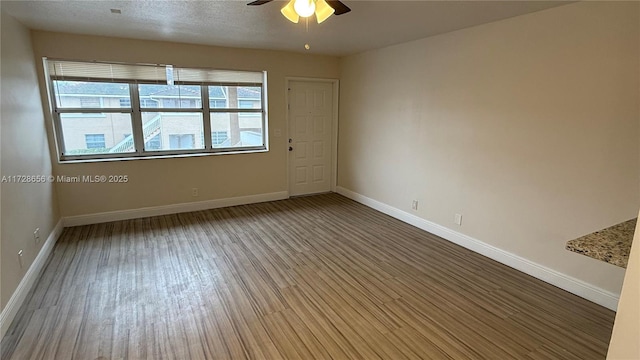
1, 193, 615, 359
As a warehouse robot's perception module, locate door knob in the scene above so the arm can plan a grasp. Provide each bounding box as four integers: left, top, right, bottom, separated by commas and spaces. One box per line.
288, 146, 293, 151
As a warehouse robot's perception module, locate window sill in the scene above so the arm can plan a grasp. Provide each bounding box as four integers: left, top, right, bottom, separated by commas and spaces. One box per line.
58, 148, 268, 164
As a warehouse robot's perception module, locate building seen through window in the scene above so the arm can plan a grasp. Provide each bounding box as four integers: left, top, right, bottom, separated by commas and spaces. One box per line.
47, 60, 266, 160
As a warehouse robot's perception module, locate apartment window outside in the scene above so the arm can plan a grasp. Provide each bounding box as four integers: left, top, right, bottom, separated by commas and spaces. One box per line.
80, 97, 101, 108
85, 134, 106, 149
239, 100, 255, 108
210, 99, 226, 108
212, 131, 229, 145
46, 59, 267, 161
169, 134, 195, 149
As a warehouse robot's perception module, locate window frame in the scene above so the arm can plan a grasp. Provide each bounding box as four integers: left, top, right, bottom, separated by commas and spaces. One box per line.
46, 59, 268, 162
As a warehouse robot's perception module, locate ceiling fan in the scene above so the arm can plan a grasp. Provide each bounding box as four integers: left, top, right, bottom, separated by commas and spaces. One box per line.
248, 0, 351, 24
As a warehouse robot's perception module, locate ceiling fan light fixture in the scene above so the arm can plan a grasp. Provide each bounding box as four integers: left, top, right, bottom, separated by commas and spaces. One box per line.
293, 0, 315, 18
281, 0, 300, 23
315, 0, 335, 23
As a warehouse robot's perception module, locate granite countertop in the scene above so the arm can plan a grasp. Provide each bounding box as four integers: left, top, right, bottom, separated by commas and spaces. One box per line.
565, 218, 636, 268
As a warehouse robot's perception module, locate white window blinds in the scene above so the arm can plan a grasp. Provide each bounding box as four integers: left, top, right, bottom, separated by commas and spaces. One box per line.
46, 59, 264, 85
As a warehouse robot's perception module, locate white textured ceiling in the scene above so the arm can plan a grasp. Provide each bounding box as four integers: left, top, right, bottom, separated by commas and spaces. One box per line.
1, 0, 571, 56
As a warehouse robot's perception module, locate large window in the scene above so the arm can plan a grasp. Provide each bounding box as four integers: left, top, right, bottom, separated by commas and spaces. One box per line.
46, 59, 267, 161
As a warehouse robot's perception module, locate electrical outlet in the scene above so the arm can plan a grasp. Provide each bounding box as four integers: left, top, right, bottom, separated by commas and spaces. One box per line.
34, 228, 41, 244
191, 188, 199, 197
18, 250, 24, 269
454, 213, 463, 226
411, 200, 419, 211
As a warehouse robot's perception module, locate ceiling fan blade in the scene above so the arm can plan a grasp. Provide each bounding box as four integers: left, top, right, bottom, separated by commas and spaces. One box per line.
326, 0, 351, 15
247, 0, 274, 5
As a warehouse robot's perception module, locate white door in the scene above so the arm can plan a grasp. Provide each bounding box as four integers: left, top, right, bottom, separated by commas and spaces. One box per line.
288, 81, 334, 196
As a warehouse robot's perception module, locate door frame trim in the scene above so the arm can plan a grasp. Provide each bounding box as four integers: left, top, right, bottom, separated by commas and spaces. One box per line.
285, 77, 339, 196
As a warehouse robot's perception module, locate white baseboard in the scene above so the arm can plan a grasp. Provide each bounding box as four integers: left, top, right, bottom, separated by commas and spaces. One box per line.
0, 219, 64, 339
335, 186, 620, 311
63, 191, 289, 227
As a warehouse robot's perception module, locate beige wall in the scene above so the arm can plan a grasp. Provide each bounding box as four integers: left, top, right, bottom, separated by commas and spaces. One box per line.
30, 31, 339, 217
338, 1, 639, 295
607, 213, 640, 359
1, 13, 61, 311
